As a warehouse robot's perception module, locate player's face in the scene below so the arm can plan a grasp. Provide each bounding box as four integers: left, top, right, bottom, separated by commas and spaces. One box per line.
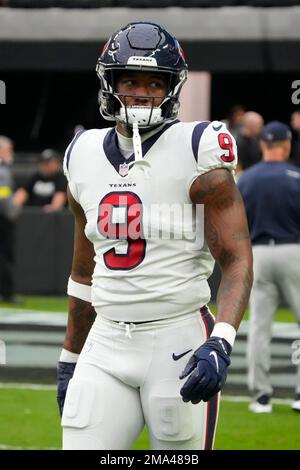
115, 71, 168, 107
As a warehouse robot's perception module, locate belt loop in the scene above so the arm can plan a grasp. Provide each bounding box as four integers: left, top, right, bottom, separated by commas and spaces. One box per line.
269, 239, 275, 246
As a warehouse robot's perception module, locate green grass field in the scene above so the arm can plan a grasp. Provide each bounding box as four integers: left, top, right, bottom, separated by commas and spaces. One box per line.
0, 387, 299, 450
0, 296, 297, 323
0, 296, 299, 450
0, 296, 68, 313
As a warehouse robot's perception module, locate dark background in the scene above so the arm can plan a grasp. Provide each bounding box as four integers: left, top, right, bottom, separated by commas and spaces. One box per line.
0, 71, 298, 153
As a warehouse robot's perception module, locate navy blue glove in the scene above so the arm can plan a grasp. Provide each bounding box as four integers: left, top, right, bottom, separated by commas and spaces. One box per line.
179, 337, 232, 404
57, 361, 76, 416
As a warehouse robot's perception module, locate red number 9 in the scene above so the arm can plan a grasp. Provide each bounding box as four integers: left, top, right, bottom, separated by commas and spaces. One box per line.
218, 133, 235, 163
98, 191, 146, 270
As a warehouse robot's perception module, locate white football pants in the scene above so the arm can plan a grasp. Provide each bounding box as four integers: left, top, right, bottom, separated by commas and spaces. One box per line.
62, 307, 220, 450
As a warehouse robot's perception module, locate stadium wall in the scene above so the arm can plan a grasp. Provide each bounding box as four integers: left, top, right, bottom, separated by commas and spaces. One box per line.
0, 7, 300, 71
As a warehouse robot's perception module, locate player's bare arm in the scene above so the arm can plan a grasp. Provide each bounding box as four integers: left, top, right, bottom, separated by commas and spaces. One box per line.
179, 169, 253, 404
190, 168, 253, 330
63, 187, 96, 354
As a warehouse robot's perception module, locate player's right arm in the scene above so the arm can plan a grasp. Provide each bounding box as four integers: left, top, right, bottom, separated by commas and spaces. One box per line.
63, 187, 96, 353
57, 187, 96, 416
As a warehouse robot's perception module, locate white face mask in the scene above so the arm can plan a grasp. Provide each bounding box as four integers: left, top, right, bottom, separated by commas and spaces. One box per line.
117, 106, 163, 128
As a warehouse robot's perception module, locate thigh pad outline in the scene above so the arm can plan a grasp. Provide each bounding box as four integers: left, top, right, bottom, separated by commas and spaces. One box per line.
61, 378, 104, 429
148, 380, 197, 442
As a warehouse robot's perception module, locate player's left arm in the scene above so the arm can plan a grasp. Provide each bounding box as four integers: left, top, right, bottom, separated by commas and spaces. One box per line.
180, 168, 253, 404
191, 168, 253, 330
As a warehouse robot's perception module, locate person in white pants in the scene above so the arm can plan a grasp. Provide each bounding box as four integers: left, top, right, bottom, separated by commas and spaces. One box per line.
57, 21, 253, 449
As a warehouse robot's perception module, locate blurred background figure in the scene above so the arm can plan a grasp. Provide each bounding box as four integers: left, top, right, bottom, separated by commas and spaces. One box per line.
225, 104, 247, 138
14, 149, 67, 212
238, 121, 300, 414
290, 109, 300, 167
0, 135, 20, 304
236, 111, 264, 174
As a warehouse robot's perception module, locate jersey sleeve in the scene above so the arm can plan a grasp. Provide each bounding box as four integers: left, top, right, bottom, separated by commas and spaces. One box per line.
189, 120, 238, 186
63, 130, 85, 203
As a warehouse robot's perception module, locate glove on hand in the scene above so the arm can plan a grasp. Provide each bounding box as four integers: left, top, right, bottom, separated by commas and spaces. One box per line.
57, 361, 76, 416
179, 337, 232, 404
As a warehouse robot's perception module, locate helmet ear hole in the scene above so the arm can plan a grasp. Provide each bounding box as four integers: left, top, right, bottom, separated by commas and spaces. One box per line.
161, 97, 179, 121
167, 74, 177, 95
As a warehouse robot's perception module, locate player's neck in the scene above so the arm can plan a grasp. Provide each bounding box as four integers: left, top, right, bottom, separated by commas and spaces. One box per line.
116, 122, 132, 138
116, 122, 166, 160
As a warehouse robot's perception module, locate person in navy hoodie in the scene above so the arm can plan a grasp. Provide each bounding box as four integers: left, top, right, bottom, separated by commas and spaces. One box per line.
238, 121, 300, 413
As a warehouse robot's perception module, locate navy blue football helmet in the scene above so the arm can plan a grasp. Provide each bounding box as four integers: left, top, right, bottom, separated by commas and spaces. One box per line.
96, 21, 188, 128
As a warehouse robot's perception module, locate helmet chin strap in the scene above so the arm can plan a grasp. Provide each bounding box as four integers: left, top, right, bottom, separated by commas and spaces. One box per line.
127, 121, 151, 173
117, 105, 164, 173
132, 122, 143, 162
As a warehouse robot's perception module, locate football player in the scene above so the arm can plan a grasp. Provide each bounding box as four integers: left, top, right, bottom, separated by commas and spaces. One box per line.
57, 21, 253, 450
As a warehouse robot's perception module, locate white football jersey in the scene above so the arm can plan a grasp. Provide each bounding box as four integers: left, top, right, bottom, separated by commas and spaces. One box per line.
64, 120, 237, 322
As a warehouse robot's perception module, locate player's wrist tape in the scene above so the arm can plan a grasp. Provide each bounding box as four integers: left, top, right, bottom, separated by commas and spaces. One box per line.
67, 276, 92, 303
210, 322, 236, 347
59, 348, 79, 363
